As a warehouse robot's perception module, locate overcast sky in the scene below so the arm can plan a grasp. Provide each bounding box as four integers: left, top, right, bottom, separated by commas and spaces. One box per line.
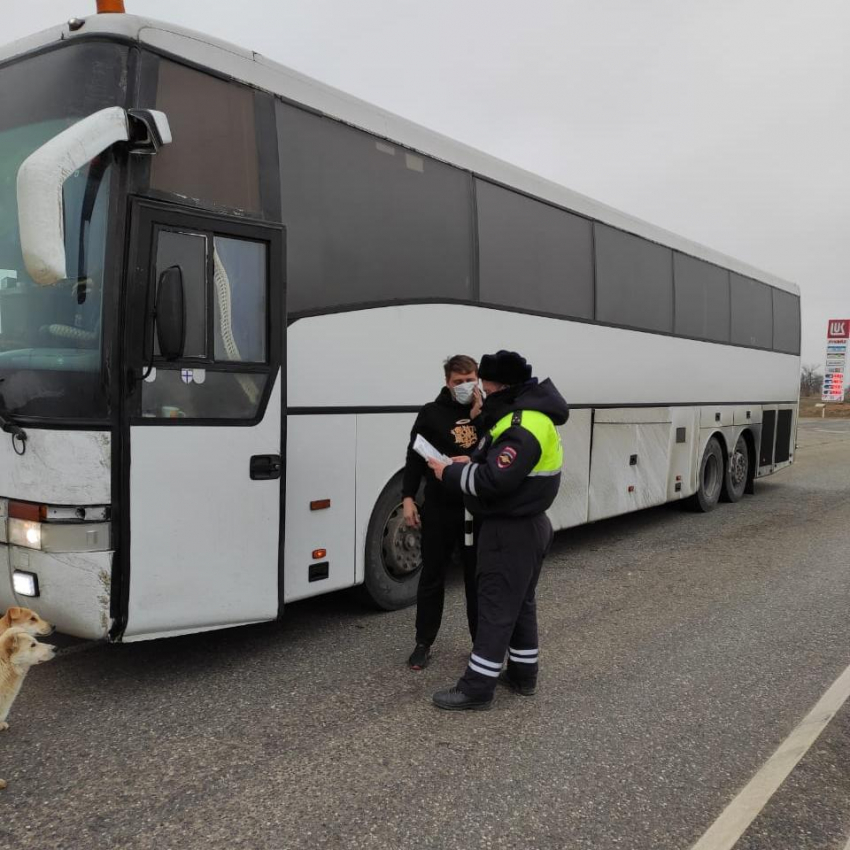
4, 0, 849, 368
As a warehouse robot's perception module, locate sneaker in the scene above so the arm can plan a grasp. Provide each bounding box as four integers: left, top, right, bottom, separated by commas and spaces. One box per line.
498, 670, 536, 696
408, 643, 432, 670
432, 686, 493, 711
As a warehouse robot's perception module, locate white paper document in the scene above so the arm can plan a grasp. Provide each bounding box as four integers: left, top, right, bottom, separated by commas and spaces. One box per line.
413, 434, 452, 465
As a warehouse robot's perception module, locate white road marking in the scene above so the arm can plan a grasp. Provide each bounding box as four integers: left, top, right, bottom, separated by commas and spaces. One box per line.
843, 831, 850, 850
690, 661, 850, 850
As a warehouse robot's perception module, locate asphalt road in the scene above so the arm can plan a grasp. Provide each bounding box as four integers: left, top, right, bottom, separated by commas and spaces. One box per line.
2, 419, 850, 850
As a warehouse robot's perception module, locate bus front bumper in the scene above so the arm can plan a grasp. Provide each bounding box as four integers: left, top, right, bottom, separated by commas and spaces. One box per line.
0, 543, 113, 640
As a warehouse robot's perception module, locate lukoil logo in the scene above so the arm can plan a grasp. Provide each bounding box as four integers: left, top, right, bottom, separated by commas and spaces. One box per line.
827, 319, 849, 338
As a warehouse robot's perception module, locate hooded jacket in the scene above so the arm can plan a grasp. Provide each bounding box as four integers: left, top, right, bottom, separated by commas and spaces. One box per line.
442, 378, 569, 518
402, 387, 480, 506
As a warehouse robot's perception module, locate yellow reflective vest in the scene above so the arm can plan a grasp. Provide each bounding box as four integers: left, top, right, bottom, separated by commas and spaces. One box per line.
490, 410, 563, 477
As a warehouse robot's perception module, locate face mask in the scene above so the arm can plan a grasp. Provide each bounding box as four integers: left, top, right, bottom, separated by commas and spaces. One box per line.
451, 381, 477, 405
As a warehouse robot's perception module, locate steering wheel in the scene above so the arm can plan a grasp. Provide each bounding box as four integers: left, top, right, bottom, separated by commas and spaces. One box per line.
39, 278, 101, 345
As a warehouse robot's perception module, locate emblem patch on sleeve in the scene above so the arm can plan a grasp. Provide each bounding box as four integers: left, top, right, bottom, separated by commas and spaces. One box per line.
496, 446, 517, 469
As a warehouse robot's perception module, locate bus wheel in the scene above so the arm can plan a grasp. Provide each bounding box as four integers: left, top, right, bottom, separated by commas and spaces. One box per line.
687, 436, 724, 513
721, 433, 749, 503
362, 473, 423, 610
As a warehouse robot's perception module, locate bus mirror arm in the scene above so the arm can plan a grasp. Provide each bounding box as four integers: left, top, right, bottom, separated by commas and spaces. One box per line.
17, 106, 172, 286
155, 266, 186, 362
126, 109, 172, 155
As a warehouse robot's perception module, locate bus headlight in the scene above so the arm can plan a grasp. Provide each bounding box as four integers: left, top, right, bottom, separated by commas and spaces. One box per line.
5, 501, 111, 552
9, 519, 42, 550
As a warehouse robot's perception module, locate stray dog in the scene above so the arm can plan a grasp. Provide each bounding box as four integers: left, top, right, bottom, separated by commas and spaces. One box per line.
0, 607, 53, 637
0, 627, 56, 789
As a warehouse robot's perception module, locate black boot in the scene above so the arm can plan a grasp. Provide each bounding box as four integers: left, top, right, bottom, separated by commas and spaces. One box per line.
432, 686, 493, 711
498, 670, 536, 696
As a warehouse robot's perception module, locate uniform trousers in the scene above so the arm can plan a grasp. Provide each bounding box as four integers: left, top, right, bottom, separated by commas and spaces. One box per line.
415, 498, 479, 646
458, 513, 553, 699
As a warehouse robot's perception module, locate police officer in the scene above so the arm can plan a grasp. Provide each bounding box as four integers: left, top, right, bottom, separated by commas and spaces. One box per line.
427, 350, 569, 710
402, 355, 483, 670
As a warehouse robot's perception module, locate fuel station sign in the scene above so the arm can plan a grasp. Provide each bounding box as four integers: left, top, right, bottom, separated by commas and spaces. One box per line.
822, 319, 849, 402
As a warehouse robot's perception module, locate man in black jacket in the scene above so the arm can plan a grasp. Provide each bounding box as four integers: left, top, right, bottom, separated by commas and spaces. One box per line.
403, 355, 482, 670
427, 350, 569, 710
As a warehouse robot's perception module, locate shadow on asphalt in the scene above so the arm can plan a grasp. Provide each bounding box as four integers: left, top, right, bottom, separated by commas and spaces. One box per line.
55, 455, 808, 680
51, 498, 696, 663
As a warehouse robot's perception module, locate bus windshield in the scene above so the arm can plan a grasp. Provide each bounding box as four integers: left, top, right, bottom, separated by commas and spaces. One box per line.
0, 43, 127, 420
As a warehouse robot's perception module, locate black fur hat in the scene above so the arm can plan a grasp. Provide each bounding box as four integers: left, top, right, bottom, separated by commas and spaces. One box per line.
478, 350, 533, 385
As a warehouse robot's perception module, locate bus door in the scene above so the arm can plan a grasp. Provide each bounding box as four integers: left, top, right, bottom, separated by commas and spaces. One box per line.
121, 200, 284, 639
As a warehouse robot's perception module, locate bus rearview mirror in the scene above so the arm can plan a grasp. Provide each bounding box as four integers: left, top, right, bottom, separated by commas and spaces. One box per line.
155, 266, 186, 361
17, 107, 172, 286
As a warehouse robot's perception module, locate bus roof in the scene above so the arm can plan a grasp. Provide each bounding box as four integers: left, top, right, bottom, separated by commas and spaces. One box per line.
0, 13, 800, 296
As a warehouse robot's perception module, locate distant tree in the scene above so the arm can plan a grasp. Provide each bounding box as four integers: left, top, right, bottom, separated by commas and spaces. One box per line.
800, 364, 823, 397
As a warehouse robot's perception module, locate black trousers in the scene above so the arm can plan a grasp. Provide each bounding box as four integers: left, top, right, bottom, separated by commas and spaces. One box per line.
415, 499, 478, 646
458, 513, 553, 698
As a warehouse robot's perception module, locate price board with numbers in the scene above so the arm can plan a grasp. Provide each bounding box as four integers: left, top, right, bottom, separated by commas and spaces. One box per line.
822, 319, 849, 402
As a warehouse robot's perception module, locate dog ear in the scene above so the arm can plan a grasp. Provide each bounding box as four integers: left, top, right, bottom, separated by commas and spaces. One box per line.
0, 630, 19, 659
7, 607, 23, 619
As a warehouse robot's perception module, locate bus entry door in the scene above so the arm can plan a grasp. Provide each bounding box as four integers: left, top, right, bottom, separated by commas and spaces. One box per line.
121, 201, 284, 640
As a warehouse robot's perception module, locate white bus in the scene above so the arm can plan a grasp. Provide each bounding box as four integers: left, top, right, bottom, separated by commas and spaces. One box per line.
0, 7, 800, 641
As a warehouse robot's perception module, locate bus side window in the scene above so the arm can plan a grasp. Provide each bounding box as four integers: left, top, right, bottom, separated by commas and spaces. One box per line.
212, 236, 267, 363
139, 226, 271, 421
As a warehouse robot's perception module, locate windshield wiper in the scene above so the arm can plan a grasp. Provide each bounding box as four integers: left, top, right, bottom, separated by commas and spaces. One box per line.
0, 380, 27, 453
0, 412, 26, 441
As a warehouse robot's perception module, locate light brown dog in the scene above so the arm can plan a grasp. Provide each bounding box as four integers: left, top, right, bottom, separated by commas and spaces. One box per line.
0, 607, 53, 638
0, 627, 56, 789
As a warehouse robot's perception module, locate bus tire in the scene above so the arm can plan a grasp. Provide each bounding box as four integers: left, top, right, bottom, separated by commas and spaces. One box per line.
687, 436, 724, 513
361, 473, 423, 611
721, 432, 750, 503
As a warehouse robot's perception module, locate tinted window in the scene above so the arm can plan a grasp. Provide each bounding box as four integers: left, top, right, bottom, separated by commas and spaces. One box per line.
141, 225, 272, 421
150, 58, 261, 213
277, 102, 473, 313
673, 253, 730, 342
731, 273, 773, 349
0, 43, 128, 132
476, 180, 593, 317
595, 225, 673, 332
772, 289, 800, 354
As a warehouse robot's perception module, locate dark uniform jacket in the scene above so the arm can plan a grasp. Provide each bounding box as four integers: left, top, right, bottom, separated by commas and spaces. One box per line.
442, 378, 569, 518
402, 387, 480, 506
